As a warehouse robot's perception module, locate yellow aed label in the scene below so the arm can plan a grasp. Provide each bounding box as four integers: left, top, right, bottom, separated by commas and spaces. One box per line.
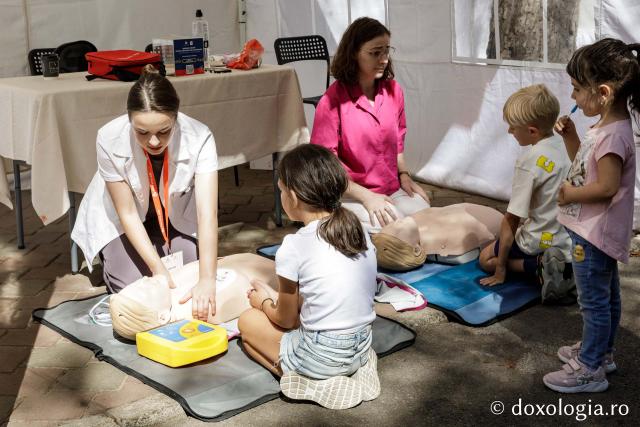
536, 155, 555, 173
136, 319, 228, 367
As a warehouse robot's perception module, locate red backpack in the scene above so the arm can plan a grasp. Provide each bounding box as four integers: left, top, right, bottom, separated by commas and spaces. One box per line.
85, 50, 165, 81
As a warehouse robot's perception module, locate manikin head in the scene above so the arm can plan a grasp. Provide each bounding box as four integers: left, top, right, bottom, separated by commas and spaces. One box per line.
371, 217, 426, 271
109, 275, 172, 340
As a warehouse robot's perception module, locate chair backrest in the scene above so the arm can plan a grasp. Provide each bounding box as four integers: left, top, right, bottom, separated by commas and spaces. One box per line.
55, 40, 97, 73
274, 35, 330, 90
27, 48, 57, 76
145, 43, 153, 53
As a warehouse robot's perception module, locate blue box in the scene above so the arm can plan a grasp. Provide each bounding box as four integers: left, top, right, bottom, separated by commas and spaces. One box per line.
173, 38, 204, 76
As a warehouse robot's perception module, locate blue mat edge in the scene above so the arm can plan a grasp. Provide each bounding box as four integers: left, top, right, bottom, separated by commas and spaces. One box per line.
256, 244, 541, 328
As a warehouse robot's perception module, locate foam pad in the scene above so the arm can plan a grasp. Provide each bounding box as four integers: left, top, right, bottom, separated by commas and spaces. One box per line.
387, 261, 540, 326
258, 245, 540, 326
33, 295, 416, 421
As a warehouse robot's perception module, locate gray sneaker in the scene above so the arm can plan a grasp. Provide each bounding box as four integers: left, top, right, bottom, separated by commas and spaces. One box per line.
543, 358, 609, 393
558, 341, 617, 374
539, 247, 576, 304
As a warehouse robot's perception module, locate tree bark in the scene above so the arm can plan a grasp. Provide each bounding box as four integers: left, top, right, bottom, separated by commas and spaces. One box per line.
487, 0, 578, 63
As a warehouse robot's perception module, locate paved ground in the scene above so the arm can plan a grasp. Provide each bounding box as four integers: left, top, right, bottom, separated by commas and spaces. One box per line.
1, 165, 639, 426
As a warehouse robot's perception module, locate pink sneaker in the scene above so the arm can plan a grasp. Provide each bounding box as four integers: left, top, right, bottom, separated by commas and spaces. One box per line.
557, 342, 616, 374
543, 358, 609, 393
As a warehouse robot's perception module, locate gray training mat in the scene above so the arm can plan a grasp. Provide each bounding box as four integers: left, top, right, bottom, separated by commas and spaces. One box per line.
33, 295, 416, 422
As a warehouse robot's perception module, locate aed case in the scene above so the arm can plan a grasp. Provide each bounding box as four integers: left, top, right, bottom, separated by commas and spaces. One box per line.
136, 319, 228, 367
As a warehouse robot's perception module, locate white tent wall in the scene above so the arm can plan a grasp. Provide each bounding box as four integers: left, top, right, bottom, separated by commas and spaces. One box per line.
248, 0, 640, 218
1, 1, 30, 77
390, 0, 589, 201
0, 0, 241, 78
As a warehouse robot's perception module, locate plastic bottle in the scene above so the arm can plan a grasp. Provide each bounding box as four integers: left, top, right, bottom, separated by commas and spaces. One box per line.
192, 9, 210, 64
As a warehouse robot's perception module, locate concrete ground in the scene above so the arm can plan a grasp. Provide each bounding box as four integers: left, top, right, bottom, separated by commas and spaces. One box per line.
1, 165, 639, 426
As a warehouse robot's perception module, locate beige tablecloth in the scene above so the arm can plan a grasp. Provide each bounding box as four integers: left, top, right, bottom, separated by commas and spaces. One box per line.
0, 65, 308, 224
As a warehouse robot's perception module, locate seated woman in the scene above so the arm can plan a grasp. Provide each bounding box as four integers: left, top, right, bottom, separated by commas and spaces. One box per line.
110, 253, 277, 340
311, 17, 430, 232
371, 203, 503, 271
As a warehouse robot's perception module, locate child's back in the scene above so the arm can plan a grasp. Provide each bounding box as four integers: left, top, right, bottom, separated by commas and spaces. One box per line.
276, 219, 377, 332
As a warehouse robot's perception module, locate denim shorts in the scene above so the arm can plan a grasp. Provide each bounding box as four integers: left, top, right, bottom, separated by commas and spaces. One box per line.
279, 324, 372, 380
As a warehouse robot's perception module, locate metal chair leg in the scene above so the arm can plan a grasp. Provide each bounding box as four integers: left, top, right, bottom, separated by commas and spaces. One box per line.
13, 160, 25, 249
272, 153, 282, 227
234, 165, 240, 186
68, 191, 79, 274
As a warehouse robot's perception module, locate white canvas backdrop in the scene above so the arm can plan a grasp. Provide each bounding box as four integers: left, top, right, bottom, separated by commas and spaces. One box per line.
0, 0, 241, 78
247, 0, 639, 215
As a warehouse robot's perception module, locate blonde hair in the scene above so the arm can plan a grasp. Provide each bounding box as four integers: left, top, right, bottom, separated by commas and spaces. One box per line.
371, 233, 427, 272
503, 84, 560, 133
109, 293, 163, 340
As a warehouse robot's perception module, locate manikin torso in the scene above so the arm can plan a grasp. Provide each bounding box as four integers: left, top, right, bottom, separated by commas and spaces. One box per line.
380, 203, 503, 256
116, 253, 277, 327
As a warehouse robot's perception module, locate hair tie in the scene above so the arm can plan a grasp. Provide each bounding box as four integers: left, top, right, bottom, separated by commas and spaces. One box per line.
330, 200, 342, 211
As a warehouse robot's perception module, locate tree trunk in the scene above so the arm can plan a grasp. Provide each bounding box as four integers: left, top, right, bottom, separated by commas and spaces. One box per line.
487, 0, 579, 63
547, 0, 580, 63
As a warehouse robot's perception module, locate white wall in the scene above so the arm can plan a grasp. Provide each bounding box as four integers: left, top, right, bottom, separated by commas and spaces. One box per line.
0, 0, 241, 78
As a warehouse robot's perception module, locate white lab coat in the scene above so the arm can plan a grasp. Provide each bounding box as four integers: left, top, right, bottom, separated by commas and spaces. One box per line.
71, 112, 218, 271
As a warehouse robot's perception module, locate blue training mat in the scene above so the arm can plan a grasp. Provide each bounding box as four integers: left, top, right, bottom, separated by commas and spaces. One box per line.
257, 245, 540, 326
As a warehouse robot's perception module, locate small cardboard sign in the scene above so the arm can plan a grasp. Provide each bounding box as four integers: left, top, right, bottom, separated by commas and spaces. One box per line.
173, 38, 204, 76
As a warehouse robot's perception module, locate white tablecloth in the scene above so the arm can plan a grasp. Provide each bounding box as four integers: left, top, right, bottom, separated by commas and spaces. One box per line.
0, 65, 309, 224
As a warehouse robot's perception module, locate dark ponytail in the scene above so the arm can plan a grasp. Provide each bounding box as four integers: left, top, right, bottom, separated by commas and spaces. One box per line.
626, 43, 640, 115
278, 144, 367, 258
127, 64, 180, 118
566, 38, 640, 114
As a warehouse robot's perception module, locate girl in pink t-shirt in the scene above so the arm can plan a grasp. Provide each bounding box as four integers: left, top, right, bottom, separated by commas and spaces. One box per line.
544, 38, 639, 394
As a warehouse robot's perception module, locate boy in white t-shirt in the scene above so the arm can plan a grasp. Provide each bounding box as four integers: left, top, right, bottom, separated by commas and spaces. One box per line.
479, 84, 574, 303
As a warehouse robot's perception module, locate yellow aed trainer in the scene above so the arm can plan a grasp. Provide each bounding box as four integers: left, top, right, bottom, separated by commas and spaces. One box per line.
136, 319, 228, 367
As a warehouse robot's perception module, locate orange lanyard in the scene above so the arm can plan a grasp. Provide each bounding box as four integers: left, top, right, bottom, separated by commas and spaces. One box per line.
144, 150, 170, 248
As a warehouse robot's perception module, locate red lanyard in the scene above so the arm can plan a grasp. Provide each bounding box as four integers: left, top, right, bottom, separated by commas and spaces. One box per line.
144, 150, 170, 248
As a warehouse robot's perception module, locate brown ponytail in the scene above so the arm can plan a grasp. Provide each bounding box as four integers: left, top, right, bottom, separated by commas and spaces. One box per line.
278, 144, 367, 258
127, 64, 180, 117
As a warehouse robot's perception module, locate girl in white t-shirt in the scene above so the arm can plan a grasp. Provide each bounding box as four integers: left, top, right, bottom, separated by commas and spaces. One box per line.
238, 144, 379, 409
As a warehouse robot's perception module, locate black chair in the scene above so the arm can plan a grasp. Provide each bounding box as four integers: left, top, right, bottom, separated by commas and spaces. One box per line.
27, 48, 57, 76
145, 43, 153, 53
274, 35, 330, 108
56, 40, 97, 73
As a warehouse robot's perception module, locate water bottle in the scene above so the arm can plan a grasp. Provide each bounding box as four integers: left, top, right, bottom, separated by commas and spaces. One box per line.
192, 9, 209, 64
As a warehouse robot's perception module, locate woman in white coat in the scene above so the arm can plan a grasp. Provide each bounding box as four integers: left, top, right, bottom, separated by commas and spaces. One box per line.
72, 65, 219, 321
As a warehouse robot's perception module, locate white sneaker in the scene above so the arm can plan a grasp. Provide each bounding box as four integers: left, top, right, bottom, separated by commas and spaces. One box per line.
280, 372, 363, 410
352, 348, 380, 401
279, 348, 381, 409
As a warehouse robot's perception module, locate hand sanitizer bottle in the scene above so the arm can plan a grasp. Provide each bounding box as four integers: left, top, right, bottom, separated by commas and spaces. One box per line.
192, 9, 209, 65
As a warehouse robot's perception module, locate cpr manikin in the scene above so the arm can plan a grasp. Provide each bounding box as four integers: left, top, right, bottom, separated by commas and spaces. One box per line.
110, 253, 277, 340
372, 203, 503, 271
